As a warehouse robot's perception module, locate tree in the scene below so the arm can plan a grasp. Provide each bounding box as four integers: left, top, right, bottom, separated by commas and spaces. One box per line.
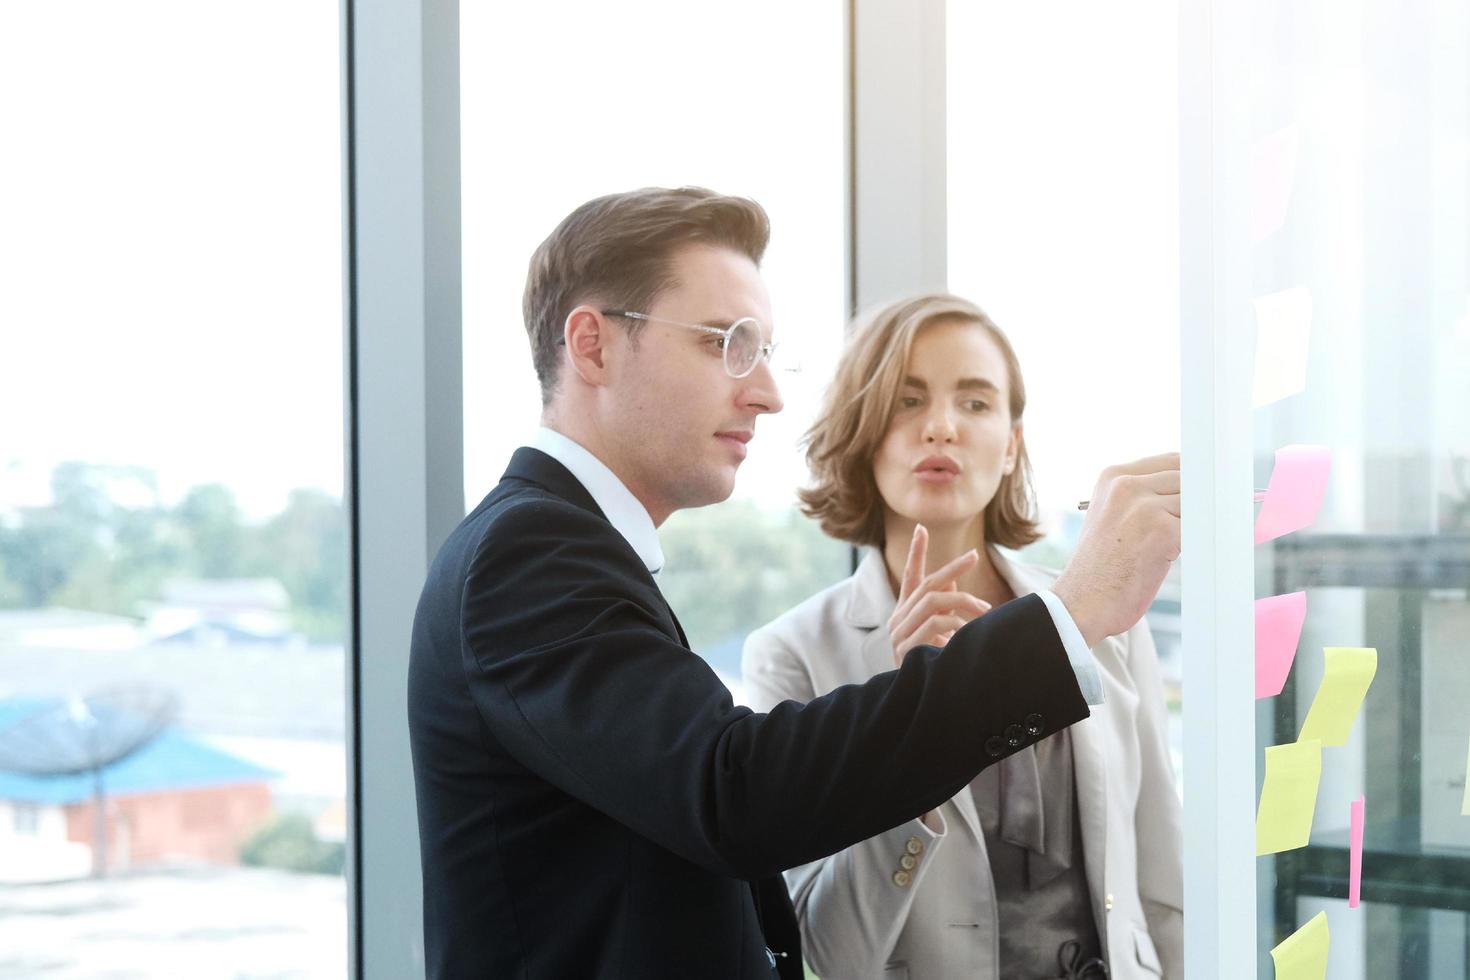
0, 549, 26, 609
0, 464, 349, 641
0, 505, 104, 607
176, 484, 251, 579
249, 489, 347, 642
657, 501, 851, 669
240, 812, 344, 875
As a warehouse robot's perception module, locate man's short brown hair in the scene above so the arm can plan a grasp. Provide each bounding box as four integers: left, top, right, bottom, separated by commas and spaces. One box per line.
799, 294, 1043, 550
521, 187, 771, 404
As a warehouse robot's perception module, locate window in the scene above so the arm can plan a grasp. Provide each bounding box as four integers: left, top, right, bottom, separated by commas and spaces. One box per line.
1242, 1, 1470, 974
459, 1, 850, 700
13, 803, 41, 837
946, 0, 1183, 779
0, 1, 347, 971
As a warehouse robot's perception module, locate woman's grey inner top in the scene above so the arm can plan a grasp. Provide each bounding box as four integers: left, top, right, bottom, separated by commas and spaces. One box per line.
970, 728, 1103, 979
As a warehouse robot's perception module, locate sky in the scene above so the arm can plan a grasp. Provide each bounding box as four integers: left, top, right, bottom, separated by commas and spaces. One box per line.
3, 0, 1181, 529
1, 1, 344, 519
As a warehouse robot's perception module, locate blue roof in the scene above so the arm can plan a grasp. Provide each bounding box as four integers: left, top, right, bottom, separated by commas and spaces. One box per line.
0, 698, 278, 805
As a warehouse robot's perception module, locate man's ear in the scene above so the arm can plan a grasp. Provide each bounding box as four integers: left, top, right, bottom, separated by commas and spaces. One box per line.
563, 305, 610, 386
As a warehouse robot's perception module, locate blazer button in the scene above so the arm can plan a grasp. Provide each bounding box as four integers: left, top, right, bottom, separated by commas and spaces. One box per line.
1024, 713, 1044, 736
1105, 893, 1114, 911
985, 736, 1005, 757
893, 870, 912, 888
1004, 724, 1025, 748
900, 854, 917, 871
905, 836, 925, 856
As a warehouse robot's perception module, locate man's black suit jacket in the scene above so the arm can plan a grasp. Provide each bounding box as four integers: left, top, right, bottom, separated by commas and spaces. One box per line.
408, 447, 1091, 979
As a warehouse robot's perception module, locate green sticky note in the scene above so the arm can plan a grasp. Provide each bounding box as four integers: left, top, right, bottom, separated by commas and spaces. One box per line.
1257, 739, 1322, 856
1270, 911, 1330, 980
1299, 647, 1378, 746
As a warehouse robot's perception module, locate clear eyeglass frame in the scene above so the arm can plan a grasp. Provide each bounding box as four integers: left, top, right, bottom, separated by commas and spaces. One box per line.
599, 309, 798, 378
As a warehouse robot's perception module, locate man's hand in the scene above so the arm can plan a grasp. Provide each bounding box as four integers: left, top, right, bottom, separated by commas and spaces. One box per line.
887, 525, 991, 668
1052, 453, 1181, 648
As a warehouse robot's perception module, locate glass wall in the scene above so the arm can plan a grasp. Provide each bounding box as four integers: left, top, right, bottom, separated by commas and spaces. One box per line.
0, 2, 347, 974
459, 0, 850, 701
946, 0, 1184, 778
1245, 0, 1470, 975
16, 2, 1466, 975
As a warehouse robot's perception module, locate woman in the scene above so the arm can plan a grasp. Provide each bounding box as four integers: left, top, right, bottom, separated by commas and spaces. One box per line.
742, 295, 1182, 979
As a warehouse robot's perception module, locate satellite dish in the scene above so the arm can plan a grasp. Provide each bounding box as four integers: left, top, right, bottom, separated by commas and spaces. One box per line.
0, 686, 178, 876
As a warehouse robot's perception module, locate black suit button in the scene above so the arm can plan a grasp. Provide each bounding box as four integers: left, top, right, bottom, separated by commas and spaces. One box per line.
1004, 724, 1024, 747
1025, 713, 1044, 736
985, 735, 1005, 757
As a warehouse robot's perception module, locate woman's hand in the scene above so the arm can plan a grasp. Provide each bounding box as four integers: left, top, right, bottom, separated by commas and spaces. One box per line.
886, 525, 992, 829
887, 524, 992, 669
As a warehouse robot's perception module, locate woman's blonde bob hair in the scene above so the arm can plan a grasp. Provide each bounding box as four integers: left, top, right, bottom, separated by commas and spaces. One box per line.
799, 293, 1042, 550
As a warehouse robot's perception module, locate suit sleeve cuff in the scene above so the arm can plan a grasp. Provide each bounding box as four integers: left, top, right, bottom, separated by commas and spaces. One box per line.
1035, 589, 1106, 706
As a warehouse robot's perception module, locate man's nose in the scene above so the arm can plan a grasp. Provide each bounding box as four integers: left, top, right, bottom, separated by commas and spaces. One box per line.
740, 358, 784, 415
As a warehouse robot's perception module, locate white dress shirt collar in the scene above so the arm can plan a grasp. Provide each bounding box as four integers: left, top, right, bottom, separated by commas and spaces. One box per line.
528, 426, 665, 577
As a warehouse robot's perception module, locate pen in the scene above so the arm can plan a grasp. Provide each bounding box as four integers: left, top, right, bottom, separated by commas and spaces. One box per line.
1078, 490, 1268, 511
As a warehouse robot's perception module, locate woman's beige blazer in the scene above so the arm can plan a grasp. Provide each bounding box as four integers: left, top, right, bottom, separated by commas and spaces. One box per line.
742, 547, 1183, 980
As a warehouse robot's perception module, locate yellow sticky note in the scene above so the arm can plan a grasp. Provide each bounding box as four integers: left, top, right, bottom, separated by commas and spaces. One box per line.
1270, 911, 1330, 980
1299, 647, 1378, 746
1257, 739, 1322, 855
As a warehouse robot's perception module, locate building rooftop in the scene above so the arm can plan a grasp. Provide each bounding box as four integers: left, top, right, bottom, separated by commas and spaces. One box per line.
0, 699, 276, 805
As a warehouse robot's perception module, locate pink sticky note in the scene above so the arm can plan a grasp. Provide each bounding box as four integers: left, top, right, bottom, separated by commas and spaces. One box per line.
1256, 592, 1307, 698
1349, 795, 1365, 908
1255, 445, 1332, 544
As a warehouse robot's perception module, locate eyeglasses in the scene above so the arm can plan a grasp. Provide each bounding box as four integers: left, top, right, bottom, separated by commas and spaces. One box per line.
601, 309, 792, 379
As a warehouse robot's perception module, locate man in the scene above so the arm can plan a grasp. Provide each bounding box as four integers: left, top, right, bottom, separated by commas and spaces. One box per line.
408, 187, 1180, 979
